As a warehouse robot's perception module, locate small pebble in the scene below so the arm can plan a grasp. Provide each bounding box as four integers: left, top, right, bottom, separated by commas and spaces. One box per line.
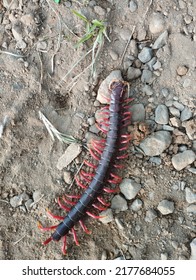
140, 131, 172, 156
111, 195, 128, 211
109, 50, 118, 60
99, 209, 114, 224
142, 84, 154, 96
149, 157, 162, 165
130, 103, 145, 122
138, 47, 153, 63
152, 30, 168, 49
87, 117, 95, 126
161, 88, 170, 98
130, 198, 143, 211
127, 67, 141, 81
176, 65, 188, 76
172, 150, 196, 171
155, 104, 169, 124
56, 143, 82, 170
129, 0, 138, 12
180, 107, 192, 121
120, 178, 141, 200
63, 171, 72, 184
169, 107, 180, 117
157, 199, 174, 215
173, 101, 184, 111
129, 40, 138, 57
145, 209, 157, 222
33, 191, 42, 203
94, 6, 106, 16
185, 188, 196, 204
149, 13, 165, 34
183, 78, 191, 88
141, 69, 153, 84
153, 60, 162, 70
25, 199, 33, 211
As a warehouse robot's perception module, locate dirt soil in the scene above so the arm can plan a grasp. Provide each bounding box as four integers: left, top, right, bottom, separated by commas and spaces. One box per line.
0, 0, 195, 260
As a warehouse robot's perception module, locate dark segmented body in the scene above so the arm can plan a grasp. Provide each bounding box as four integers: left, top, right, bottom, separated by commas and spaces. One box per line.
51, 81, 127, 241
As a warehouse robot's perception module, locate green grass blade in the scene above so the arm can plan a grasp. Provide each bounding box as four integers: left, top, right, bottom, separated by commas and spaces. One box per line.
72, 10, 89, 23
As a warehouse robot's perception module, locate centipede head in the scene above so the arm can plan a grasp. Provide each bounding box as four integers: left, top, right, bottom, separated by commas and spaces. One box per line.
109, 80, 129, 98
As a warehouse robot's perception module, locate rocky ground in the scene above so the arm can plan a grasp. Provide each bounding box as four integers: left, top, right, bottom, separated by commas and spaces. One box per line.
0, 0, 195, 260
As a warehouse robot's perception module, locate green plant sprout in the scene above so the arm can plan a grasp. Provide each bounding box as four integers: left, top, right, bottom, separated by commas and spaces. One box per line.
72, 10, 110, 76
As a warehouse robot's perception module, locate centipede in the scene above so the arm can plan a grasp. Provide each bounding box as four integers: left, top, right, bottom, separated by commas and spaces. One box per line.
38, 80, 132, 254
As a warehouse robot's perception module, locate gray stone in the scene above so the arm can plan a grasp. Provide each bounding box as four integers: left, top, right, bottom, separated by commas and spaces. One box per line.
63, 171, 72, 184
131, 199, 143, 211
187, 204, 196, 214
10, 192, 29, 208
183, 119, 196, 140
185, 188, 196, 204
56, 143, 82, 170
120, 178, 141, 200
157, 199, 175, 215
129, 40, 138, 57
163, 125, 174, 131
97, 70, 122, 104
149, 157, 162, 165
99, 209, 114, 224
149, 13, 165, 34
10, 195, 23, 208
153, 60, 162, 70
180, 107, 192, 121
111, 195, 128, 211
127, 67, 141, 81
152, 30, 168, 49
169, 107, 180, 117
190, 238, 196, 260
161, 88, 170, 98
172, 150, 196, 171
138, 47, 153, 63
109, 50, 118, 60
140, 131, 172, 156
87, 117, 95, 126
173, 101, 184, 111
130, 103, 145, 122
147, 57, 157, 71
129, 0, 138, 12
94, 6, 106, 16
33, 190, 42, 203
142, 85, 153, 96
12, 24, 23, 42
141, 69, 153, 84
155, 104, 169, 124
188, 168, 196, 174
145, 209, 157, 222
25, 199, 34, 211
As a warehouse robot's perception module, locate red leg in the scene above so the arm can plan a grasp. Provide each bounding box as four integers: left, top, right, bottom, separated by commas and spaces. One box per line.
91, 141, 103, 155
103, 187, 120, 193
38, 221, 58, 231
86, 211, 104, 219
62, 196, 76, 206
97, 196, 110, 207
79, 220, 91, 234
65, 194, 81, 199
75, 177, 87, 189
43, 236, 53, 245
47, 209, 64, 220
117, 154, 129, 159
89, 148, 100, 161
57, 198, 71, 212
71, 228, 79, 246
80, 170, 95, 177
80, 172, 91, 183
61, 235, 67, 255
84, 160, 97, 169
95, 123, 108, 134
113, 163, 124, 169
92, 203, 107, 211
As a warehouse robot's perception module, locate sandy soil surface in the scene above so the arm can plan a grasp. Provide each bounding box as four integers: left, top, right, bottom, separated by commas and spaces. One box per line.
0, 0, 195, 260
